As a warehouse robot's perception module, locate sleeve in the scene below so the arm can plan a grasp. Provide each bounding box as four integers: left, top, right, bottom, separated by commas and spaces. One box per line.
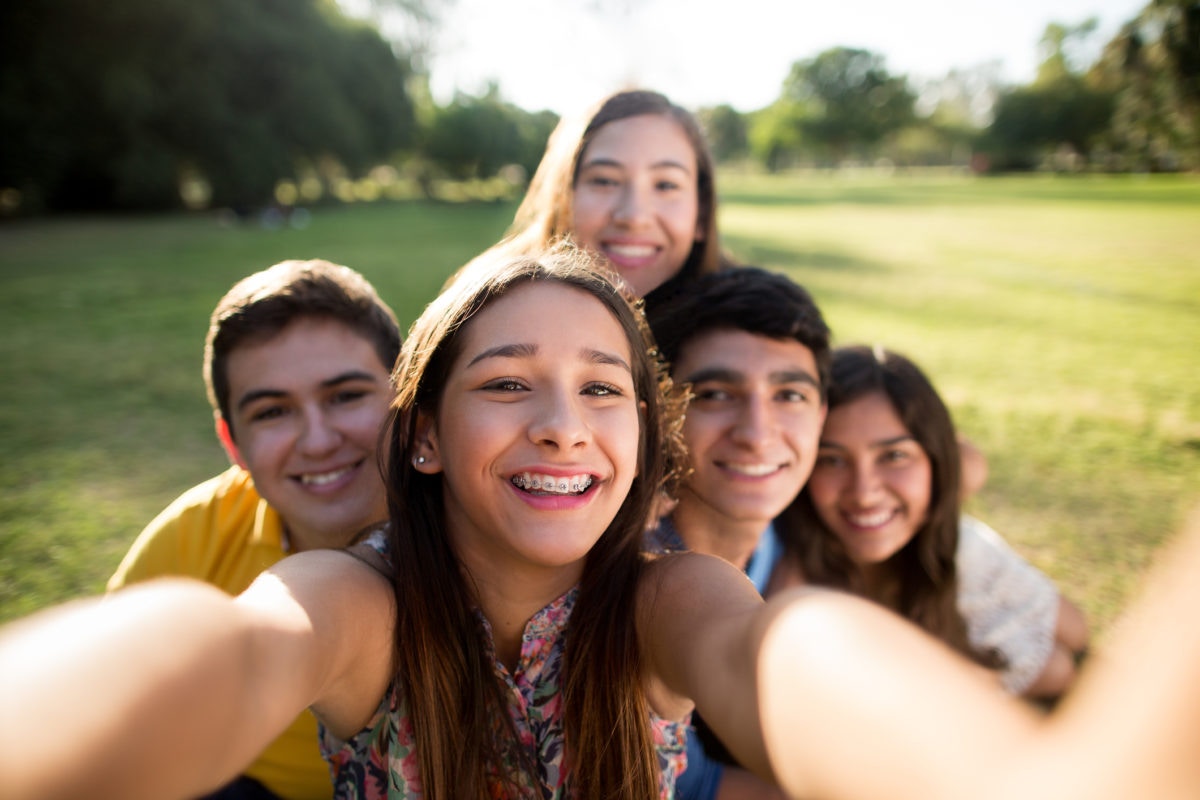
107, 501, 197, 591
955, 514, 1060, 694
107, 472, 236, 591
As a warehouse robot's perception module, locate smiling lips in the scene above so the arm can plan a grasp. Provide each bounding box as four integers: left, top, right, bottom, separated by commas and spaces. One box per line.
296, 461, 360, 487
602, 242, 658, 265
511, 472, 595, 496
717, 461, 786, 478
842, 507, 898, 529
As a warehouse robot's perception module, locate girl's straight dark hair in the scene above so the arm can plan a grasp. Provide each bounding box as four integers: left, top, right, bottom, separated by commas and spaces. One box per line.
382, 243, 687, 798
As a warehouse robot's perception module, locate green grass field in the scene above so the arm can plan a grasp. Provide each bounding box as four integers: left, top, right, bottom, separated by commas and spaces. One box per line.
1, 173, 1198, 637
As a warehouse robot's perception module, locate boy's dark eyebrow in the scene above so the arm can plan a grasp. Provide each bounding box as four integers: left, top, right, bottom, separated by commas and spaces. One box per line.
579, 156, 694, 174
683, 366, 820, 388
467, 343, 631, 373
683, 366, 743, 385
235, 370, 380, 411
770, 369, 821, 388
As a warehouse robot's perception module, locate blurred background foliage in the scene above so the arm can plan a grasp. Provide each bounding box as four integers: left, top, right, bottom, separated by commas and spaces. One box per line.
1, 0, 1196, 216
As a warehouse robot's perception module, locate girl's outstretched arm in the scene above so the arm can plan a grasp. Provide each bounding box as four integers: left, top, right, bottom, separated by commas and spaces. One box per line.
0, 549, 394, 800
639, 551, 1040, 800
644, 504, 1200, 800
988, 503, 1200, 800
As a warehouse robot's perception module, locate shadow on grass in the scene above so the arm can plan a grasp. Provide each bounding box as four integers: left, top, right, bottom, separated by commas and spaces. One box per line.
724, 238, 886, 276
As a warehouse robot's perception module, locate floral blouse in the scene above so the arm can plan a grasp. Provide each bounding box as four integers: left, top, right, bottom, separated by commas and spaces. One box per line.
319, 533, 689, 798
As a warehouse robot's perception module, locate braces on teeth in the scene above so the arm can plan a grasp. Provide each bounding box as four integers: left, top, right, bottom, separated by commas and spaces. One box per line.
511, 474, 594, 493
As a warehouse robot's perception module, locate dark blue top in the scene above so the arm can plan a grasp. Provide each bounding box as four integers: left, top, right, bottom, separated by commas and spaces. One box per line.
645, 518, 783, 800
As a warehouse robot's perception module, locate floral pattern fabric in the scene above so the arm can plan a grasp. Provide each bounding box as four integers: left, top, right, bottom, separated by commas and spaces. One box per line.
320, 532, 688, 798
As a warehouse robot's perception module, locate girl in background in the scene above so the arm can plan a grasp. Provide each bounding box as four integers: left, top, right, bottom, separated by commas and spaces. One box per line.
505, 89, 727, 302
780, 345, 1089, 699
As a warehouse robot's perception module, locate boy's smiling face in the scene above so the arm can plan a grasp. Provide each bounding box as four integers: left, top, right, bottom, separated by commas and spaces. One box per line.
222, 316, 393, 550
672, 328, 826, 532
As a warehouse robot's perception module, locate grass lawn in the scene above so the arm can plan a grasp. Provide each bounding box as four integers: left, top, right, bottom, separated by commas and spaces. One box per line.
1, 173, 1198, 638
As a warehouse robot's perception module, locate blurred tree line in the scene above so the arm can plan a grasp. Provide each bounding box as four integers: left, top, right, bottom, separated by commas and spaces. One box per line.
0, 0, 557, 213
705, 0, 1199, 174
1, 0, 1195, 214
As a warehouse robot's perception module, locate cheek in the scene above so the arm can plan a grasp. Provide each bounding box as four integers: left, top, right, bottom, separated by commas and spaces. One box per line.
905, 466, 934, 516
236, 431, 285, 473
570, 194, 605, 241
806, 470, 842, 513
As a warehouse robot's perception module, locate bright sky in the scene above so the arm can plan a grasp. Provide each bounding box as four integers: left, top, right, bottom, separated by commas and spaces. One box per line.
345, 0, 1148, 116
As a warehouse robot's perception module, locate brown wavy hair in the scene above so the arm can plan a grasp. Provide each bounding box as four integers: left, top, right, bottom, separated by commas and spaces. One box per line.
382, 243, 688, 798
777, 345, 1003, 669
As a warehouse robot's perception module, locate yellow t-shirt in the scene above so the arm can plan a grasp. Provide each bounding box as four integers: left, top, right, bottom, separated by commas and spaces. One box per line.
109, 465, 332, 800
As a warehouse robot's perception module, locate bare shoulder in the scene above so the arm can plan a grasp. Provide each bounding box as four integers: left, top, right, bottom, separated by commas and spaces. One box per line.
238, 548, 397, 736
638, 551, 758, 606
636, 553, 765, 720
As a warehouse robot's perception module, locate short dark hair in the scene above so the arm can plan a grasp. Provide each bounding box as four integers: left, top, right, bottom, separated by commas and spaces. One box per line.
204, 259, 401, 430
645, 266, 832, 396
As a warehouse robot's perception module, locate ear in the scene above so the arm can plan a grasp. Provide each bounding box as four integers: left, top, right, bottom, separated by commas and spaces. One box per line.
215, 415, 247, 469
410, 408, 443, 474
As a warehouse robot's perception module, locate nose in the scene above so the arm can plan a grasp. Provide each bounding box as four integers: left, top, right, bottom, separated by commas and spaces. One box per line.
729, 394, 775, 450
611, 181, 650, 227
297, 406, 342, 456
528, 387, 590, 450
847, 460, 882, 504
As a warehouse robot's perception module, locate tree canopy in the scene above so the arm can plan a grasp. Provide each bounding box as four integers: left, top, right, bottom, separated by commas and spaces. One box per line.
0, 0, 416, 210
780, 47, 916, 162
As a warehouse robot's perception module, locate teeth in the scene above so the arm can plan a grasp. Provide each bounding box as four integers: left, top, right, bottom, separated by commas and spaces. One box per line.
511, 472, 594, 495
723, 462, 780, 477
299, 465, 354, 486
845, 509, 895, 528
605, 244, 656, 258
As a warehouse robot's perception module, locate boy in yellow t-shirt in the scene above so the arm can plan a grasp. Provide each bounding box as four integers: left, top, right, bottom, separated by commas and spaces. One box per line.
108, 259, 401, 800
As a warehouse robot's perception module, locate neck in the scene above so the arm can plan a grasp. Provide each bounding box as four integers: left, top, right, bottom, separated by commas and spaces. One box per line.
458, 554, 581, 673
669, 494, 770, 571
283, 521, 374, 554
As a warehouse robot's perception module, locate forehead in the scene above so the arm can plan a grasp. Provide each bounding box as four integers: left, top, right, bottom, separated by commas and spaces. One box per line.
674, 328, 817, 378
823, 392, 909, 440
456, 281, 632, 362
580, 113, 697, 169
225, 317, 388, 385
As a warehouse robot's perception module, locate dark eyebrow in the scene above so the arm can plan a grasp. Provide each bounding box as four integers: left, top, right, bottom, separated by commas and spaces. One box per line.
770, 369, 821, 389
587, 348, 631, 373
235, 370, 380, 412
579, 156, 694, 174
683, 366, 742, 385
819, 434, 916, 450
466, 343, 537, 367
684, 366, 821, 389
468, 343, 631, 374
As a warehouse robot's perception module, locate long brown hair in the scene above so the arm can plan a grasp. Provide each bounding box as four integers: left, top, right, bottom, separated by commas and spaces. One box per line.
778, 345, 1002, 669
507, 89, 724, 290
383, 244, 688, 798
